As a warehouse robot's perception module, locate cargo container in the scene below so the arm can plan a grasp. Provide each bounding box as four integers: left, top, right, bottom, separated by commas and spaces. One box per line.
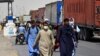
30, 10, 38, 20
63, 0, 100, 40
44, 1, 63, 25
38, 7, 45, 20
30, 8, 45, 21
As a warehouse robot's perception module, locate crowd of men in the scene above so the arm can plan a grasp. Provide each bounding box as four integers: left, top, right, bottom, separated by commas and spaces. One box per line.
16, 17, 80, 56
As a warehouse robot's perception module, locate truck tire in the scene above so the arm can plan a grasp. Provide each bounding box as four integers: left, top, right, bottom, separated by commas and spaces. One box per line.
83, 28, 87, 41
87, 29, 93, 40
83, 28, 93, 41
79, 28, 84, 40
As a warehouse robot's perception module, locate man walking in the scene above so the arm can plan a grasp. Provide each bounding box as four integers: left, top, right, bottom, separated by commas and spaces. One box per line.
27, 20, 39, 56
33, 22, 55, 56
57, 18, 74, 56
69, 18, 80, 56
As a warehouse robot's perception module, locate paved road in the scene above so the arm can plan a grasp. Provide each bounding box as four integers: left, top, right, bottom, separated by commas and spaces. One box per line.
0, 31, 18, 56
76, 39, 100, 56
10, 37, 100, 56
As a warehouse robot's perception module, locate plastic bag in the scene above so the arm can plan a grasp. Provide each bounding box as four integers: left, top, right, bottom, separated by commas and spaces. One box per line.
76, 26, 80, 32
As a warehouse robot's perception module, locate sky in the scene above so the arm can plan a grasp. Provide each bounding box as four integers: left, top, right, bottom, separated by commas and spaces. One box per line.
0, 0, 62, 20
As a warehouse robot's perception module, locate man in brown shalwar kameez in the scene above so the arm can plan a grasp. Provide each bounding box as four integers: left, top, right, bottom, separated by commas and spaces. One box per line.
33, 22, 55, 56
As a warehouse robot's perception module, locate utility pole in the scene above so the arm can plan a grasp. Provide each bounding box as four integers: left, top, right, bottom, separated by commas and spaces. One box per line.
8, 2, 13, 16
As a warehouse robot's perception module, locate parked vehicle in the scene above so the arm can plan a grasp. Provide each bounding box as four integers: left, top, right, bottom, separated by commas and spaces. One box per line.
44, 1, 63, 25
63, 0, 100, 40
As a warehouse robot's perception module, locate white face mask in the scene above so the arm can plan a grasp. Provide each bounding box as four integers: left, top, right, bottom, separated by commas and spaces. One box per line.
43, 26, 48, 30
69, 21, 74, 26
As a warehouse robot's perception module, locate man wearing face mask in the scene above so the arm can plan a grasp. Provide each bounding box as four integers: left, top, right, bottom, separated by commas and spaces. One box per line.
44, 18, 53, 30
27, 20, 39, 56
69, 18, 74, 28
57, 18, 74, 56
33, 22, 55, 56
69, 18, 80, 56
69, 18, 80, 44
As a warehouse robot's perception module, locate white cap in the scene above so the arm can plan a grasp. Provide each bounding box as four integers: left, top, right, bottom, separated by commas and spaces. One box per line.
44, 18, 49, 22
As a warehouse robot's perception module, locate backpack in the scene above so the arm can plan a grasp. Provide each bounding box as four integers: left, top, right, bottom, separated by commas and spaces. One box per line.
36, 26, 39, 34
27, 26, 39, 38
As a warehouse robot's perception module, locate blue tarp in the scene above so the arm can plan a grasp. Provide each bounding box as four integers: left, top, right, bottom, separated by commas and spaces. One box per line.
57, 1, 62, 25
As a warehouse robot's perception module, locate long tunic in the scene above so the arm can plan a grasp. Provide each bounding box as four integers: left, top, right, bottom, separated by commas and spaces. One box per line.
57, 25, 74, 56
28, 27, 39, 56
35, 29, 55, 56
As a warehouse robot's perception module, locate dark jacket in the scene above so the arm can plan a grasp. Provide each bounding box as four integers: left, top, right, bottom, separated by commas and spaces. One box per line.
57, 24, 74, 56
